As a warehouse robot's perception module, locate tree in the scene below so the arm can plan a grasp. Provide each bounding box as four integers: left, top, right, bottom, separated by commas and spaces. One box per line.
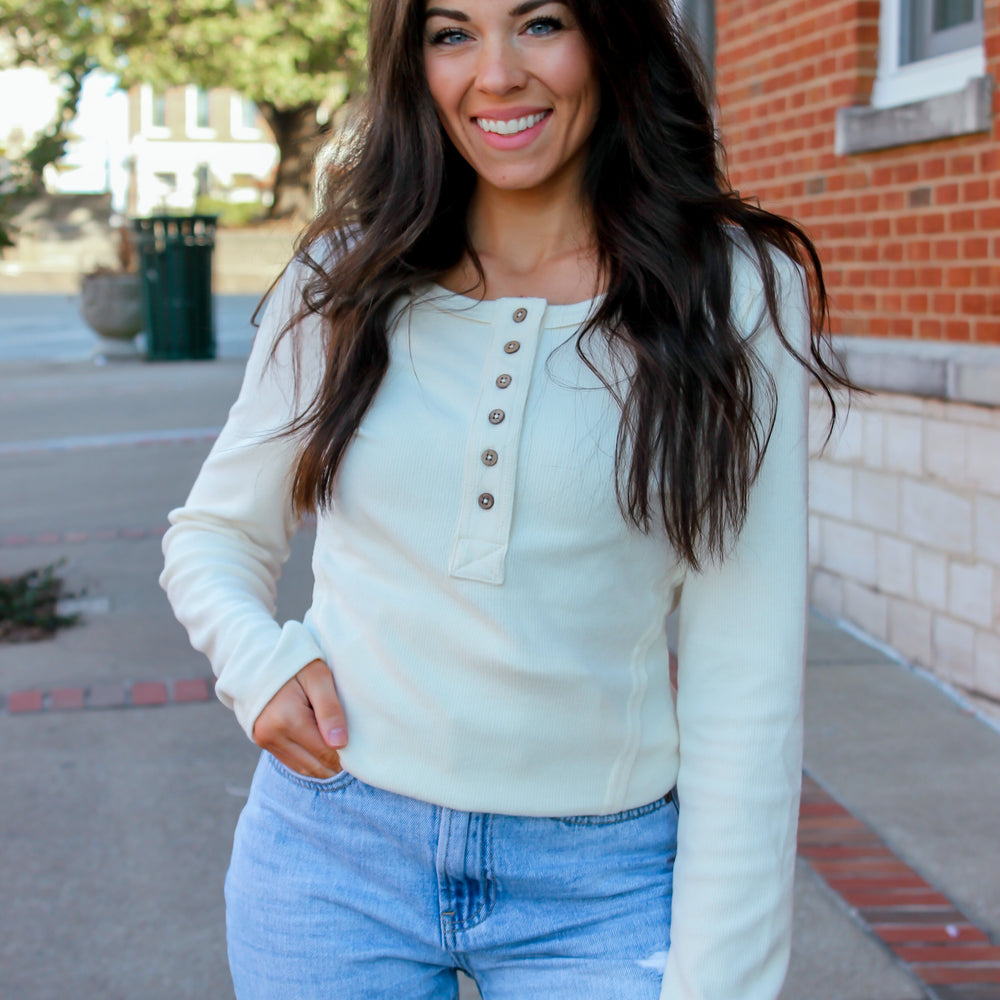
0, 2, 101, 246
0, 0, 369, 219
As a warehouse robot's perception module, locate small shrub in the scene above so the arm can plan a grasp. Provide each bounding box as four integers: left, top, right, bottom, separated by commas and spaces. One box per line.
193, 196, 267, 227
0, 562, 80, 643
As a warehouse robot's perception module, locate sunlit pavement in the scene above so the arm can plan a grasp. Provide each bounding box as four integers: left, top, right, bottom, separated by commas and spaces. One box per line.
1, 327, 998, 999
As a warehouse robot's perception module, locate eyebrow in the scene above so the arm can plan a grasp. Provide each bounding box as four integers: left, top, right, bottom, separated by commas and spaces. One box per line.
425, 0, 560, 21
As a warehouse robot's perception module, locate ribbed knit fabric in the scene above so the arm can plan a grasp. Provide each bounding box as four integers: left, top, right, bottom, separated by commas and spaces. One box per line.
160, 240, 810, 1000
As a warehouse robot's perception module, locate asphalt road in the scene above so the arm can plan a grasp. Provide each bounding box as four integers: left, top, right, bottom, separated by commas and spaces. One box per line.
0, 293, 261, 363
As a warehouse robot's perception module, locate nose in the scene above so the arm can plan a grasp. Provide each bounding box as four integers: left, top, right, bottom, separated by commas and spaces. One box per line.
475, 36, 527, 95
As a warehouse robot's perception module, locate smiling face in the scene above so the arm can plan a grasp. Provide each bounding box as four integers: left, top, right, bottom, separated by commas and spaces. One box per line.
422, 0, 600, 197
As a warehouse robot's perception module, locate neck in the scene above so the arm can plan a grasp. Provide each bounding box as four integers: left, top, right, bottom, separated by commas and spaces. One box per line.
467, 174, 596, 275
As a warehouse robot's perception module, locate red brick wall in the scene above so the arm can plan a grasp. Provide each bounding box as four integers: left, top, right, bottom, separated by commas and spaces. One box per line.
716, 0, 1000, 343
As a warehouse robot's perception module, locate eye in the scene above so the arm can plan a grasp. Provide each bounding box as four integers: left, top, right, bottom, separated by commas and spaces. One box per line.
428, 26, 471, 46
523, 15, 565, 36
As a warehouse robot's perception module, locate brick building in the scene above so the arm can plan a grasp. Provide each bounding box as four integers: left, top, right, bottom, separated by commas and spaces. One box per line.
708, 0, 999, 711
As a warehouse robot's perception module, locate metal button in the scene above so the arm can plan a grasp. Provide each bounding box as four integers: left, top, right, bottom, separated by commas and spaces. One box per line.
495, 374, 512, 389
489, 409, 505, 425
481, 449, 498, 467
504, 340, 521, 354
478, 493, 495, 510
513, 307, 527, 323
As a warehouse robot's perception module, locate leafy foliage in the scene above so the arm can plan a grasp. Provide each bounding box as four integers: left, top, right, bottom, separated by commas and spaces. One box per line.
2, 0, 368, 105
95, 0, 369, 109
0, 562, 80, 642
0, 0, 370, 218
0, 156, 31, 251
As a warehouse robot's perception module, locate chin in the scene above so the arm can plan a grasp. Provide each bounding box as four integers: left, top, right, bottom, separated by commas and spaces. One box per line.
477, 164, 558, 191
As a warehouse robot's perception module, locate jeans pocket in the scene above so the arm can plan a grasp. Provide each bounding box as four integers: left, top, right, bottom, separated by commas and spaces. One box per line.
267, 753, 356, 792
557, 790, 674, 827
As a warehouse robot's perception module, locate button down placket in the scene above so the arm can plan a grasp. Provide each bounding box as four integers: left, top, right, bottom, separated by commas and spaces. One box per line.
448, 301, 546, 585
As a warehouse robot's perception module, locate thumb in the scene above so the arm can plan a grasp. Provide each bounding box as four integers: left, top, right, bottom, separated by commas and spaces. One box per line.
297, 659, 348, 748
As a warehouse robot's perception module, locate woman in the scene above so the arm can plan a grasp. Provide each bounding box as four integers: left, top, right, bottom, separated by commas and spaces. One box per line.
161, 0, 847, 997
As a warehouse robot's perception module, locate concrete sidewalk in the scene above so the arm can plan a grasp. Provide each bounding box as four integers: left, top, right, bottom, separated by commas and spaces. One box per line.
0, 355, 997, 1000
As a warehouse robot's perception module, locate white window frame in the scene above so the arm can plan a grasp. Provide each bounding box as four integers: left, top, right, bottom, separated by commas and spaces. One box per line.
672, 0, 715, 71
185, 85, 216, 139
871, 0, 984, 109
230, 94, 262, 140
139, 84, 171, 138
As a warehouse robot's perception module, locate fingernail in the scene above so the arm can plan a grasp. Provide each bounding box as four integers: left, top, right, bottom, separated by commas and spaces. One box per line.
326, 727, 347, 747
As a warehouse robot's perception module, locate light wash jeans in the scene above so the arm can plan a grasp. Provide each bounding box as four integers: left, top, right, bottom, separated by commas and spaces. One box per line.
226, 752, 678, 999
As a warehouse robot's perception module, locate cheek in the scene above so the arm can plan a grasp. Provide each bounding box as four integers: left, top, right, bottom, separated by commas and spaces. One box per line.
422, 58, 449, 113
550, 42, 600, 119
423, 60, 464, 145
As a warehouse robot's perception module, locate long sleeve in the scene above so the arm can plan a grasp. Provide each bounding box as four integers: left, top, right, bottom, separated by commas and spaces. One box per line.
159, 260, 327, 738
659, 251, 811, 999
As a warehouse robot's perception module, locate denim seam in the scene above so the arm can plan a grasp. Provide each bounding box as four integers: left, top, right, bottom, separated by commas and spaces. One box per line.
557, 791, 672, 827
267, 754, 356, 792
440, 813, 497, 935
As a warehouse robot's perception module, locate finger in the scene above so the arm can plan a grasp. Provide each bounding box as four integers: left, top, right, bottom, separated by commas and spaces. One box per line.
267, 736, 341, 779
253, 698, 341, 776
252, 675, 342, 773
278, 710, 343, 773
296, 659, 348, 749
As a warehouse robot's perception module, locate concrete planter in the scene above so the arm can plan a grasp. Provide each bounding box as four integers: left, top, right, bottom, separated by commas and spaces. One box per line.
79, 271, 144, 359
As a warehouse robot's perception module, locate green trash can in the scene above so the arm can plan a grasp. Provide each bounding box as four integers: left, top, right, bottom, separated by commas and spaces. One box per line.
132, 215, 217, 360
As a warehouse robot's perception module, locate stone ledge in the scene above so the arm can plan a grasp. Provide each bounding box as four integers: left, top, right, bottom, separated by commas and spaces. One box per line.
835, 76, 993, 155
832, 336, 1000, 408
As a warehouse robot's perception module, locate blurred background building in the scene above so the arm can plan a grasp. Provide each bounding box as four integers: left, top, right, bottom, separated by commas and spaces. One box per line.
0, 68, 276, 219
124, 84, 276, 218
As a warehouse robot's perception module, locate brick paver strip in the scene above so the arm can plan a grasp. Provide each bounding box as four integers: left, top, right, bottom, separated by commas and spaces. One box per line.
7, 690, 44, 713
131, 681, 169, 706
49, 687, 86, 710
1, 678, 217, 714
87, 682, 130, 709
878, 927, 992, 945
173, 678, 211, 702
799, 773, 1000, 998
935, 987, 1000, 1000
916, 966, 1000, 984
0, 525, 169, 549
898, 947, 1000, 963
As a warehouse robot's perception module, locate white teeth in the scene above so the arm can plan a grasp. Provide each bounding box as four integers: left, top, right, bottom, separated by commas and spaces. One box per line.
476, 112, 547, 135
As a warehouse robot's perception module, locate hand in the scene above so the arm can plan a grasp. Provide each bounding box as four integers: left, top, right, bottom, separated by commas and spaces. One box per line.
252, 659, 347, 778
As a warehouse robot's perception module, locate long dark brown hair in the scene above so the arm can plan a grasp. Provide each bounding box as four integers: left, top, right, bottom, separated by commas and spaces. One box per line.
275, 0, 848, 569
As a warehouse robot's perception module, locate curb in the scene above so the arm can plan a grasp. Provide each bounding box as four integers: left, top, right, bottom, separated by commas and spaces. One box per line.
1, 525, 167, 549
2, 676, 214, 714
800, 772, 1000, 999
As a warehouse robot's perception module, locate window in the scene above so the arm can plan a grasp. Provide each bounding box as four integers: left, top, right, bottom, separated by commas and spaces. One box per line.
151, 91, 166, 129
675, 0, 715, 73
141, 85, 171, 136
196, 88, 211, 130
837, 0, 989, 152
185, 85, 216, 136
230, 94, 262, 138
870, 0, 985, 108
901, 0, 983, 63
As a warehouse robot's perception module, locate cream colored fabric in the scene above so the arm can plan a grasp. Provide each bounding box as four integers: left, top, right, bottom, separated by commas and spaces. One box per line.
161, 242, 810, 1000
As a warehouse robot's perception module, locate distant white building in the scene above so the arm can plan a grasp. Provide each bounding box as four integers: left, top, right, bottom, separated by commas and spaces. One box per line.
125, 84, 278, 216
0, 65, 278, 217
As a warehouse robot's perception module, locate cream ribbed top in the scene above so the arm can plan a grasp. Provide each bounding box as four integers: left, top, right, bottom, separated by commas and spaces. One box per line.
161, 241, 810, 1000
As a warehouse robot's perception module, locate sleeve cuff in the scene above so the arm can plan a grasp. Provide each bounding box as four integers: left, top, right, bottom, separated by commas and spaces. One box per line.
215, 619, 327, 740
